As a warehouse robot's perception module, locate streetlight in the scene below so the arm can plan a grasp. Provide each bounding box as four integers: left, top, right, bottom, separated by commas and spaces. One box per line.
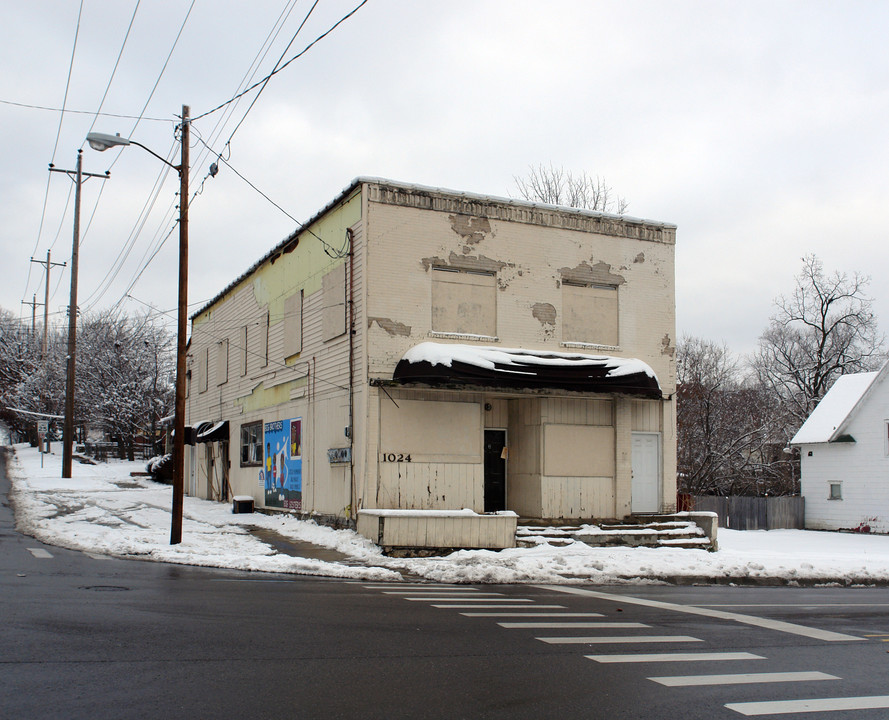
86, 104, 190, 545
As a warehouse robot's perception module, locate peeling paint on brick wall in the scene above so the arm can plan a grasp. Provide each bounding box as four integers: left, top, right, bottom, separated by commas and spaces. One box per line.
634, 252, 645, 263
558, 260, 626, 286
369, 317, 412, 337
531, 302, 556, 325
449, 214, 491, 244
421, 251, 510, 274
661, 334, 675, 357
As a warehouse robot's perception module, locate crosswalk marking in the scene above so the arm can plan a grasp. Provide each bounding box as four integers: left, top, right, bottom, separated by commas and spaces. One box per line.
27, 548, 52, 559
433, 604, 566, 609
463, 612, 604, 618
387, 592, 503, 597
587, 652, 765, 664
650, 671, 839, 687
539, 635, 702, 645
407, 597, 533, 603
381, 589, 494, 594
725, 695, 889, 716
500, 622, 649, 629
536, 585, 861, 643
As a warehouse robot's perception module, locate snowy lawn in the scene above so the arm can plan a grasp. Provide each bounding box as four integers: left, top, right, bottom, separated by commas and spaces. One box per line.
8, 443, 889, 585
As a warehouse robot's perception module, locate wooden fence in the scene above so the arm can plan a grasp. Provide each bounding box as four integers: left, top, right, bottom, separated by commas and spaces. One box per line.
680, 495, 804, 530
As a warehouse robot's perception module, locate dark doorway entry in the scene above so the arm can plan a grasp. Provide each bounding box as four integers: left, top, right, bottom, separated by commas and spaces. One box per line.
484, 429, 507, 512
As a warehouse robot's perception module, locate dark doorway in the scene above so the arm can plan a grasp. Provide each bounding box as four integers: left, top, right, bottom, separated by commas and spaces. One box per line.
484, 429, 507, 512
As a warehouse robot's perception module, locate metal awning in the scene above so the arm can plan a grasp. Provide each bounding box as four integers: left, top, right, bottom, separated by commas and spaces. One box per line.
392, 342, 662, 398
194, 420, 230, 443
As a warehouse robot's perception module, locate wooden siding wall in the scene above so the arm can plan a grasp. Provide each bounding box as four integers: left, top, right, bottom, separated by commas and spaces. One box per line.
186, 195, 363, 519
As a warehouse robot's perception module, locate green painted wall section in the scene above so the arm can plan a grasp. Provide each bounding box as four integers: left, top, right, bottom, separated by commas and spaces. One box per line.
234, 377, 308, 414
192, 189, 361, 330
252, 190, 361, 326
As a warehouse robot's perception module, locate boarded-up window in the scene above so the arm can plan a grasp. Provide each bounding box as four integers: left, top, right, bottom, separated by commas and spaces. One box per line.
199, 346, 209, 393
239, 326, 248, 377
432, 268, 496, 336
216, 339, 229, 385
322, 264, 346, 341
562, 282, 618, 346
543, 424, 615, 477
284, 290, 303, 358
380, 399, 482, 463
258, 309, 269, 368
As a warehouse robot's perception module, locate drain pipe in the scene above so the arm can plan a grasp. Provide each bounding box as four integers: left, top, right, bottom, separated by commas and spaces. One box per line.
346, 227, 356, 521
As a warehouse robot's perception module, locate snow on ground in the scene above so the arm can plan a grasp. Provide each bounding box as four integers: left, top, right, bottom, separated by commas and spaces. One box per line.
7, 444, 889, 585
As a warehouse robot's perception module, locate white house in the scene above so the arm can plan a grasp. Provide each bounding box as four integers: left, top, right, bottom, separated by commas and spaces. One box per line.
791, 363, 889, 532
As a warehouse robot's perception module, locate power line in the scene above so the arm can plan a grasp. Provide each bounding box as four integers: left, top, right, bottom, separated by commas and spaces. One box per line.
0, 99, 169, 122
192, 0, 370, 123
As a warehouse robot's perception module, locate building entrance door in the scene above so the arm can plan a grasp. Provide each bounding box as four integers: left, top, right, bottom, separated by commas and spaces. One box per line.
484, 429, 507, 513
631, 432, 661, 514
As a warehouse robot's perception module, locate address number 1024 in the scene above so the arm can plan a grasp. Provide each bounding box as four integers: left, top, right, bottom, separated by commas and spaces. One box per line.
380, 453, 411, 462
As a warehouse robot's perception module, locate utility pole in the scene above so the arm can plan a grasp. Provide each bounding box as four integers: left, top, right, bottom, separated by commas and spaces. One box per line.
22, 295, 42, 337
170, 104, 190, 545
50, 151, 109, 478
30, 250, 66, 356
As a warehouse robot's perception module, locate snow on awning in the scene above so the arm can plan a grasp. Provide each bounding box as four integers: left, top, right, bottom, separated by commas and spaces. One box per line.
392, 342, 662, 398
194, 420, 229, 443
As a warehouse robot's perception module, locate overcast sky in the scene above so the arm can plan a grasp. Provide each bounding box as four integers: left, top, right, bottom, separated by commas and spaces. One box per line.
2, 0, 887, 356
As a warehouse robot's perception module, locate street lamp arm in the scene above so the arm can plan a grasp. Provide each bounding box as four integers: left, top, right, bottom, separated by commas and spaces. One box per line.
129, 140, 181, 172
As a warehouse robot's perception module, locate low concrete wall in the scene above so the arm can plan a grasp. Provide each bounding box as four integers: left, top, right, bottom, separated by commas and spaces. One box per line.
358, 509, 518, 550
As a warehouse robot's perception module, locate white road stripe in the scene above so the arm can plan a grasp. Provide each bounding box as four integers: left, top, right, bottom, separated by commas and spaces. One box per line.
384, 591, 501, 596
433, 604, 566, 609
539, 635, 702, 645
85, 553, 109, 560
650, 671, 839, 687
535, 585, 860, 642
463, 612, 604, 618
500, 622, 649, 629
587, 652, 765, 664
726, 695, 889, 716
27, 548, 52, 559
362, 584, 465, 589
407, 597, 533, 603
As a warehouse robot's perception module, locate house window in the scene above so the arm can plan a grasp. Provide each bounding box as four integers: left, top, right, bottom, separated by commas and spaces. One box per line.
431, 267, 496, 337
240, 421, 263, 466
562, 281, 618, 346
829, 483, 842, 500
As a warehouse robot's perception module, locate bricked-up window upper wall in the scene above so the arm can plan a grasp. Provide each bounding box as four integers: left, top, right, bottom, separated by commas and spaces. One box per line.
432, 267, 497, 337
199, 346, 209, 393
284, 290, 303, 358
216, 338, 229, 385
322, 264, 346, 342
562, 282, 618, 346
240, 420, 263, 466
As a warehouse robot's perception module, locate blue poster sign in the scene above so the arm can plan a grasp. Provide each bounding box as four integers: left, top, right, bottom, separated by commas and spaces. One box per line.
263, 418, 302, 510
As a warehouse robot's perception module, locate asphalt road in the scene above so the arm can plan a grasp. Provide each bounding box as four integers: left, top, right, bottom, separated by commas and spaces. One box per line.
4, 447, 889, 719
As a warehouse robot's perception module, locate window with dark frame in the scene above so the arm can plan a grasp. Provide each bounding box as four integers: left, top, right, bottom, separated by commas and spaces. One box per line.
240, 421, 263, 466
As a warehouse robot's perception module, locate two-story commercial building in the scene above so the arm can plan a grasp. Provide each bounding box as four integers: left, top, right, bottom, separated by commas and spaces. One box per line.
185, 178, 677, 544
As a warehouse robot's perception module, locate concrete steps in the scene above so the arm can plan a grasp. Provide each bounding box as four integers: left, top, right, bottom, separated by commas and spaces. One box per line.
516, 513, 718, 551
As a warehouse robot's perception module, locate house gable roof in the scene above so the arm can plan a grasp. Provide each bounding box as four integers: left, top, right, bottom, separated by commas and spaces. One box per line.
790, 364, 887, 445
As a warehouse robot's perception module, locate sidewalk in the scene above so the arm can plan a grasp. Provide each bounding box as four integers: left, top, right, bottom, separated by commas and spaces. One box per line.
7, 443, 889, 586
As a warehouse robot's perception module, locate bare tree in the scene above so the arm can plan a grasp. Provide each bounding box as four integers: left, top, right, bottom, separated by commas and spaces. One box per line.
677, 336, 794, 496
513, 163, 628, 214
752, 255, 885, 429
